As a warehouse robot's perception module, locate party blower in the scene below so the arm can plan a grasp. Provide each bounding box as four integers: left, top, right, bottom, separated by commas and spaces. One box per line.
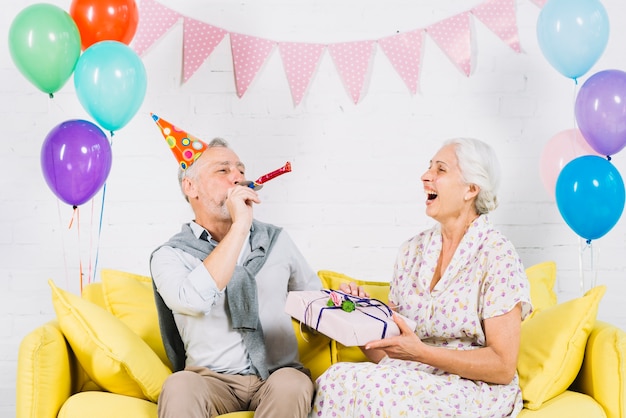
239, 162, 292, 191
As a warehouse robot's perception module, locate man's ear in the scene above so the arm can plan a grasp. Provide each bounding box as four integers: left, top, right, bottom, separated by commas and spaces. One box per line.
182, 177, 198, 200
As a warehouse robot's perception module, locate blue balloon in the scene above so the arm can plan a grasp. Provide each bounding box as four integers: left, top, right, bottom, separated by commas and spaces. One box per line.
74, 40, 147, 133
555, 156, 625, 241
537, 0, 609, 81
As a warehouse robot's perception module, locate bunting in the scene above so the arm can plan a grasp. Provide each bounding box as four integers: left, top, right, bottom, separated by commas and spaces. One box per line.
132, 0, 542, 105
379, 29, 425, 95
279, 42, 326, 106
328, 41, 376, 104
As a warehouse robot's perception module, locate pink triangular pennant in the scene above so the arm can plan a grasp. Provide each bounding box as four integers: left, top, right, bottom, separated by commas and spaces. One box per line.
183, 18, 227, 83
328, 40, 376, 104
131, 0, 182, 56
529, 0, 547, 7
472, 0, 521, 53
278, 42, 326, 106
378, 29, 424, 95
230, 33, 276, 98
427, 12, 472, 76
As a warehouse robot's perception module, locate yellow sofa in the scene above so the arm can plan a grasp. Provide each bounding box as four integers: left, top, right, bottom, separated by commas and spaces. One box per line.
16, 263, 626, 418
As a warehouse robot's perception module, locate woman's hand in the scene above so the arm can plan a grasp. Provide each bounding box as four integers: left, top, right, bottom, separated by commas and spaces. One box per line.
338, 281, 369, 298
364, 313, 424, 361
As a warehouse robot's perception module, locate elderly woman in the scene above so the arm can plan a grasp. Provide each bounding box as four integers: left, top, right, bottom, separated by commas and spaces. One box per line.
312, 138, 532, 418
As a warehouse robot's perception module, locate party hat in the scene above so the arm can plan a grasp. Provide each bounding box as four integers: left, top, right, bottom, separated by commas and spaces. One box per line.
151, 113, 208, 169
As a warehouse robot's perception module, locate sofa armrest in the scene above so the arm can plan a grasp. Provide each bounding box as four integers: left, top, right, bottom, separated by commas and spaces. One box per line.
572, 320, 626, 418
16, 321, 73, 418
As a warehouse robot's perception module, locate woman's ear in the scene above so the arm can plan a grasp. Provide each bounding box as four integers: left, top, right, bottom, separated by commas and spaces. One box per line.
465, 184, 480, 201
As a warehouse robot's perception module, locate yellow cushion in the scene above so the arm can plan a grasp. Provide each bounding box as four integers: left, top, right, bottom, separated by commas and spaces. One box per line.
517, 285, 606, 410
292, 318, 332, 381
317, 270, 391, 363
49, 280, 171, 402
58, 391, 158, 418
525, 261, 558, 311
573, 320, 626, 418
16, 321, 72, 418
100, 269, 172, 370
516, 390, 606, 418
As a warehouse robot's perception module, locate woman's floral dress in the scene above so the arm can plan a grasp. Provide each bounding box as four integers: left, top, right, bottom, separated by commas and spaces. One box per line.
311, 215, 532, 418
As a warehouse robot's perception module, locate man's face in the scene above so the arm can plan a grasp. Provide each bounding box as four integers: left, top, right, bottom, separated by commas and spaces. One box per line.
185, 146, 247, 219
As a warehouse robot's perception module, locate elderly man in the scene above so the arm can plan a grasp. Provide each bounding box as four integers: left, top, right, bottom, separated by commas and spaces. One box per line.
150, 115, 320, 418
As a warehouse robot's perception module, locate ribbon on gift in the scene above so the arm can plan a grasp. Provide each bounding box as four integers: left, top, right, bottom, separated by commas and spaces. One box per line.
303, 289, 394, 342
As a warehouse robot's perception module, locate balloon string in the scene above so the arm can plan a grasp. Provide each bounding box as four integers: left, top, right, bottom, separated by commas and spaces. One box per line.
57, 200, 70, 290
69, 206, 85, 295
93, 183, 107, 281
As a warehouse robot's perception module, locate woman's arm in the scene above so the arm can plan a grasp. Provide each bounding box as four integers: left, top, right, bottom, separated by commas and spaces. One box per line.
365, 303, 522, 385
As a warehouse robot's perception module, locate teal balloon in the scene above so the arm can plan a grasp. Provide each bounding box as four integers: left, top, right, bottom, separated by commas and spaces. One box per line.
537, 0, 609, 80
8, 4, 81, 95
74, 40, 147, 133
555, 156, 625, 241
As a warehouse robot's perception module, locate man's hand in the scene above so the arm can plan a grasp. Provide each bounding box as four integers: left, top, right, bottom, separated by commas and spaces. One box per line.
226, 185, 260, 227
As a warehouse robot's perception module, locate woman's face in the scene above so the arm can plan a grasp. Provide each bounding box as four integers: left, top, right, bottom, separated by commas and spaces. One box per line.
420, 144, 472, 223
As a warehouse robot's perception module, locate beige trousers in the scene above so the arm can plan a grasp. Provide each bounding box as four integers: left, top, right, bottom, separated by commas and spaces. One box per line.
157, 366, 314, 418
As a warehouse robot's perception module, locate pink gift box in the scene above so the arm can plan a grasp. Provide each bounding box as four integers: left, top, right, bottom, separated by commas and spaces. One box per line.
285, 290, 417, 347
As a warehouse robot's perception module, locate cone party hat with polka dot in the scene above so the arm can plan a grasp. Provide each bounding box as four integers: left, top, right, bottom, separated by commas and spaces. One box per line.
151, 113, 208, 170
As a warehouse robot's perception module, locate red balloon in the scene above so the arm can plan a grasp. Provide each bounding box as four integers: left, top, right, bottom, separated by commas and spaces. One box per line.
70, 0, 139, 50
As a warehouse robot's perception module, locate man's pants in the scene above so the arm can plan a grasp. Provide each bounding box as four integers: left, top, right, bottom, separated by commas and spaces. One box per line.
157, 366, 315, 418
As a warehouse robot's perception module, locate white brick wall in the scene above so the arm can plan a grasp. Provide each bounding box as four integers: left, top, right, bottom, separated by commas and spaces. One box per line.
3, 0, 626, 415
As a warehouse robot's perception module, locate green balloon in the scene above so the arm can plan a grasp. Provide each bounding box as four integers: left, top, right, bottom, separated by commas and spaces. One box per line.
8, 4, 81, 96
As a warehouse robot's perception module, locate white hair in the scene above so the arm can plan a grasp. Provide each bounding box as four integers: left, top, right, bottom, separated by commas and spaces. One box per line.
444, 137, 500, 214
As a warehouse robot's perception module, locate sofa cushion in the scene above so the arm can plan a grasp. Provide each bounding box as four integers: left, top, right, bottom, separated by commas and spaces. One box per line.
100, 269, 172, 370
524, 261, 558, 311
517, 285, 606, 410
516, 390, 607, 418
317, 270, 391, 363
16, 321, 72, 418
58, 391, 158, 418
49, 280, 171, 402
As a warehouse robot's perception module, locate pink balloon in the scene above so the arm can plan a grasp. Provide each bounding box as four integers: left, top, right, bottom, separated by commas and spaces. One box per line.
540, 128, 601, 198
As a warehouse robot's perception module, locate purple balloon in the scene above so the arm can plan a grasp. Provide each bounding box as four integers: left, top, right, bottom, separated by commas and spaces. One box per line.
575, 69, 626, 156
41, 119, 112, 206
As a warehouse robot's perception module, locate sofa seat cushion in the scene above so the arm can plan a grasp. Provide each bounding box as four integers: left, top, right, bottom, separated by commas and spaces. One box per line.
58, 392, 158, 418
517, 390, 606, 418
49, 280, 171, 402
518, 285, 606, 410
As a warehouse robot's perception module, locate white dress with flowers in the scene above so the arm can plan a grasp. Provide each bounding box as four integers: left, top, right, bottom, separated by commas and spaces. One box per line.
311, 215, 532, 418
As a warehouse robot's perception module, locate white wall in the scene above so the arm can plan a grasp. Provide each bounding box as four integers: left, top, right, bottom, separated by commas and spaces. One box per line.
2, 0, 626, 414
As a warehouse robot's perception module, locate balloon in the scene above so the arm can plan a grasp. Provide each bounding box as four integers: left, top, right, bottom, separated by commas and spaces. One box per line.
70, 0, 139, 50
555, 156, 625, 241
537, 0, 609, 80
74, 41, 147, 133
540, 128, 601, 198
575, 69, 626, 156
8, 4, 81, 96
41, 120, 113, 206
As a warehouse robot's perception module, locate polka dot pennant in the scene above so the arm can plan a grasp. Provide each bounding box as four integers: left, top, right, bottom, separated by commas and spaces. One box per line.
278, 42, 326, 106
426, 12, 472, 77
183, 18, 227, 83
132, 0, 181, 56
471, 0, 521, 53
378, 29, 425, 95
328, 40, 376, 104
230, 33, 277, 98
151, 113, 208, 170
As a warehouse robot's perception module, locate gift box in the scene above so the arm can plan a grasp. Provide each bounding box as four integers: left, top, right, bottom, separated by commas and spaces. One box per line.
285, 290, 417, 347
